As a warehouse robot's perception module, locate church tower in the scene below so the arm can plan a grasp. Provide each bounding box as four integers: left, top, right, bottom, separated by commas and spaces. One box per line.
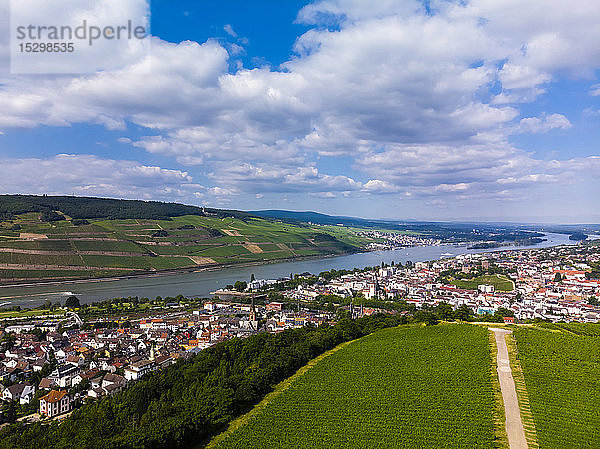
249, 297, 258, 331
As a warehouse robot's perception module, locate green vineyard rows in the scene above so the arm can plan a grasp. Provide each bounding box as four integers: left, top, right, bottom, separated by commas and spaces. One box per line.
514, 327, 600, 448
214, 324, 496, 449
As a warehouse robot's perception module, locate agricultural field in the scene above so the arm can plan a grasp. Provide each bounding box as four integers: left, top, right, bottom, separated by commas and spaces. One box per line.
513, 326, 600, 448
0, 211, 377, 283
451, 274, 514, 291
212, 324, 496, 449
536, 322, 600, 336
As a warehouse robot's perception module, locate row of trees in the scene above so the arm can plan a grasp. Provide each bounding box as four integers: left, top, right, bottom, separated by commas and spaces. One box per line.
427, 302, 514, 323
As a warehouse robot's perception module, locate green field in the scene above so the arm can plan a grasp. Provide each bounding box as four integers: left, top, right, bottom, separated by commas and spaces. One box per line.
0, 212, 378, 282
514, 326, 600, 448
213, 324, 496, 449
0, 308, 66, 318
537, 322, 600, 336
451, 274, 514, 291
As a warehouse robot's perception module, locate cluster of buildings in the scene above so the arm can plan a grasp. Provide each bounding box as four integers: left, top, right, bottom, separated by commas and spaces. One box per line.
1, 240, 598, 422
356, 230, 442, 250
0, 300, 337, 421
283, 244, 600, 322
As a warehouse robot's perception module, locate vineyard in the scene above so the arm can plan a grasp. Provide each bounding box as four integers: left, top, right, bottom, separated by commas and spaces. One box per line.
212, 324, 496, 449
0, 212, 370, 282
538, 322, 600, 336
513, 327, 600, 448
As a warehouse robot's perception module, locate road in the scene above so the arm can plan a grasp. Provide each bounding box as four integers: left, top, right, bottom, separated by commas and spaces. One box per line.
492, 328, 528, 449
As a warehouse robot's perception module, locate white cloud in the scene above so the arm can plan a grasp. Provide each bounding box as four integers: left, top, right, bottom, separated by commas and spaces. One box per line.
297, 0, 423, 24
309, 191, 336, 198
204, 162, 362, 196
362, 180, 401, 194
0, 0, 599, 218
516, 113, 572, 134
223, 24, 237, 38
9, 0, 150, 74
0, 154, 193, 200
206, 186, 238, 197
498, 63, 552, 90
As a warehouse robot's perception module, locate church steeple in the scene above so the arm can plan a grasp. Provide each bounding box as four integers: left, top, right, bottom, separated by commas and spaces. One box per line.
249, 297, 258, 330
250, 296, 256, 322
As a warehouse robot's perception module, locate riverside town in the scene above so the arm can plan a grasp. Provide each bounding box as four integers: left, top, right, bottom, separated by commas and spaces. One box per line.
0, 240, 597, 424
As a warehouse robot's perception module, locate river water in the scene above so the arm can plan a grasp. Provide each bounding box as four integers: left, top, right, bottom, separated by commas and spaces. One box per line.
0, 232, 574, 308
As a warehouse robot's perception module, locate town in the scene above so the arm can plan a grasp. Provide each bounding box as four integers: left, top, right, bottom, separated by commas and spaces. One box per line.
0, 241, 598, 425
356, 230, 443, 250
286, 243, 600, 322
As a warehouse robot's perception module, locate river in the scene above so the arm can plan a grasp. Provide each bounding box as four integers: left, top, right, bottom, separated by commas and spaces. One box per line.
0, 232, 575, 308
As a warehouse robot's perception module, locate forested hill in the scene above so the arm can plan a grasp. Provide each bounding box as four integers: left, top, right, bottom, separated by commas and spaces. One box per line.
0, 195, 253, 220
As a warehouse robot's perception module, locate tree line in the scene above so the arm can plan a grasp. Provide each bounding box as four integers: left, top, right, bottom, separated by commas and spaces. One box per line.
0, 195, 253, 221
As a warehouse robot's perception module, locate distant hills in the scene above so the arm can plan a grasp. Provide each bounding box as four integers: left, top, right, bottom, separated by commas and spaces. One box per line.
251, 209, 549, 243
0, 195, 598, 284
251, 210, 365, 226
252, 209, 600, 237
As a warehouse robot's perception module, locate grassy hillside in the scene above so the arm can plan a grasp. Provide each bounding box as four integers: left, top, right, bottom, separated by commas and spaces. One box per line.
213, 324, 496, 449
514, 325, 600, 448
451, 274, 514, 291
0, 202, 373, 283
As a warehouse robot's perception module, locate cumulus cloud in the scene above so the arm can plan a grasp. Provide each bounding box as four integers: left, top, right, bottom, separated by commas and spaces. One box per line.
362, 180, 402, 194
516, 114, 572, 134
9, 0, 150, 74
0, 0, 599, 218
0, 154, 231, 202
203, 162, 362, 197
309, 191, 336, 198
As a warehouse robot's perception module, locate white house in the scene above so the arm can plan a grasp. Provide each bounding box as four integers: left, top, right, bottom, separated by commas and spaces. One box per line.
39, 390, 70, 417
3, 383, 35, 404
124, 359, 155, 381
48, 364, 80, 388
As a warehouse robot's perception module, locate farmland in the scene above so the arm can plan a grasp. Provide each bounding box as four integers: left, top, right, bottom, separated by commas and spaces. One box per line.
0, 210, 376, 283
541, 322, 600, 336
212, 324, 496, 449
513, 326, 600, 448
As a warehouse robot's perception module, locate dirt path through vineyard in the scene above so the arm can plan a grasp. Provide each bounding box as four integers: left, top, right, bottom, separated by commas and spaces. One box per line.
493, 328, 528, 449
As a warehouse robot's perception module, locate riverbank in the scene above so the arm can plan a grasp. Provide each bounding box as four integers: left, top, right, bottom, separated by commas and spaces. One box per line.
0, 250, 365, 289
0, 232, 575, 308
1, 231, 585, 290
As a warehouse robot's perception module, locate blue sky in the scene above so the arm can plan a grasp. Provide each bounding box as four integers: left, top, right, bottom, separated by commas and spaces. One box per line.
0, 0, 599, 223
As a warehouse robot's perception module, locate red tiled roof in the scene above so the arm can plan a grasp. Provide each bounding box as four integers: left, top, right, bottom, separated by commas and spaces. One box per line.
40, 390, 67, 403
